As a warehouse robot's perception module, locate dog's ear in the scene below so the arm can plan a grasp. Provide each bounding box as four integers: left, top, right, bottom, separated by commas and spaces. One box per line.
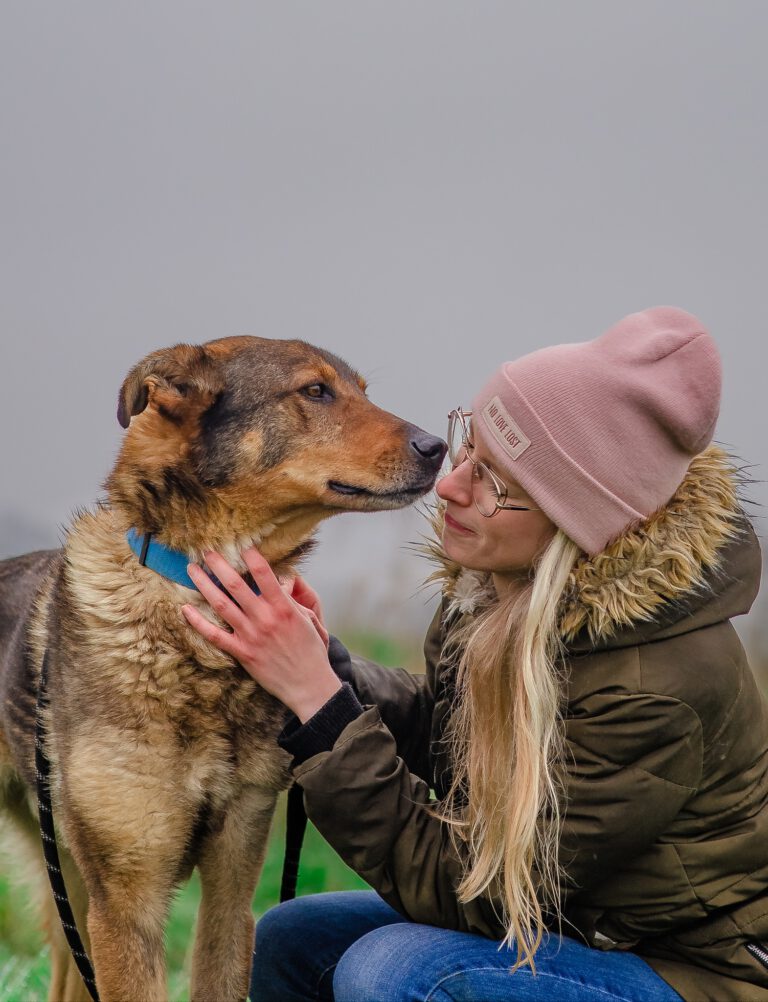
117, 344, 223, 429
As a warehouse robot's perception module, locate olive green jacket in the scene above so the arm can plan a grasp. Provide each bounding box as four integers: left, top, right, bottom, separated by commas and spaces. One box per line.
292, 446, 768, 1002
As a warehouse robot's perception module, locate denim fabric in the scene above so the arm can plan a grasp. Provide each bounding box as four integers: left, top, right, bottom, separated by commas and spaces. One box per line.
249, 890, 684, 1002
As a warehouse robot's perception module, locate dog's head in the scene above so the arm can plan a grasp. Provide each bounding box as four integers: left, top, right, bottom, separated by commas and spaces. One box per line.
105, 336, 446, 566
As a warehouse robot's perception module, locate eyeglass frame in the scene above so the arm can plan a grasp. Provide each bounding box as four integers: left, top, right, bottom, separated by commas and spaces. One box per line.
446, 408, 541, 517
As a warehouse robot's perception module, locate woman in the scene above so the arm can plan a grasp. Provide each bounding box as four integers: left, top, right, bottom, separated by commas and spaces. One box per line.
181, 306, 768, 1001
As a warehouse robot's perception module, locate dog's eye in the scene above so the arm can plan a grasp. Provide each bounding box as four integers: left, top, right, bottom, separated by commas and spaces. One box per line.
301, 383, 333, 401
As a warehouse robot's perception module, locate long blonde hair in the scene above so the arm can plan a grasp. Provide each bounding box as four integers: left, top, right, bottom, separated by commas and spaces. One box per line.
434, 528, 582, 971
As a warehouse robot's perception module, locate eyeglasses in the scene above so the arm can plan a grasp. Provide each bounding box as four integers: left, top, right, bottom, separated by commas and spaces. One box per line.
446, 408, 540, 518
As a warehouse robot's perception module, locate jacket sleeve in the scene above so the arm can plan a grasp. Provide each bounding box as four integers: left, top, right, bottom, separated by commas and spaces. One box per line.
291, 678, 704, 937
326, 601, 444, 781
293, 705, 508, 937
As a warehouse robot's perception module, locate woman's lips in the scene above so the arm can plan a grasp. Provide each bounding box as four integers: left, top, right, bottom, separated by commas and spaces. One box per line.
444, 511, 475, 535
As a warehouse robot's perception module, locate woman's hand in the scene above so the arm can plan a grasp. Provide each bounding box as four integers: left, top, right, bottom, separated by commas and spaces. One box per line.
285, 575, 329, 649
180, 547, 341, 723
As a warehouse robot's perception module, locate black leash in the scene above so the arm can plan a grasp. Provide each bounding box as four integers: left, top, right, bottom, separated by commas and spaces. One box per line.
35, 648, 100, 1002
280, 783, 308, 902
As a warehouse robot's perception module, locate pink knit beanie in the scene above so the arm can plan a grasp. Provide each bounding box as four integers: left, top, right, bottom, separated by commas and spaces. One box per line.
471, 306, 722, 556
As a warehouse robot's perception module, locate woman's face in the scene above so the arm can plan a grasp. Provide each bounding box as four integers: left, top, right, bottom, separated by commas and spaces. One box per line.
436, 422, 557, 582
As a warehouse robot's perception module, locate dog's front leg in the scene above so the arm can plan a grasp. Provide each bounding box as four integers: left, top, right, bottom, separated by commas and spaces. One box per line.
191, 785, 279, 1002
67, 820, 187, 1002
61, 735, 196, 1002
86, 895, 168, 1002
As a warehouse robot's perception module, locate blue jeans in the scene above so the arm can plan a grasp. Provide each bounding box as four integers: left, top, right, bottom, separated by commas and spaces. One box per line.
249, 891, 684, 1001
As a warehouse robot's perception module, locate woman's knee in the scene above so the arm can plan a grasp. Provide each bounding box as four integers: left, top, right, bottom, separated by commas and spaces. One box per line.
252, 897, 310, 975
251, 895, 341, 1001
251, 892, 404, 1002
250, 898, 315, 999
254, 895, 313, 949
333, 922, 444, 1002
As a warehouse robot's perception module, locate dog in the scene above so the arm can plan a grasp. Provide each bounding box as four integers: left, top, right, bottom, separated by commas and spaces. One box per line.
0, 335, 446, 1002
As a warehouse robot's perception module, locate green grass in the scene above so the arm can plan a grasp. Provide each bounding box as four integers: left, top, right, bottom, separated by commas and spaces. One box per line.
0, 631, 416, 1002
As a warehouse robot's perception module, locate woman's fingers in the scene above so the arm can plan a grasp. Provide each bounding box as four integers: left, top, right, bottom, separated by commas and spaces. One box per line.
305, 608, 330, 649
240, 546, 291, 605
181, 602, 240, 656
290, 576, 325, 622
180, 546, 339, 715
184, 547, 327, 662
197, 551, 263, 618
186, 561, 251, 636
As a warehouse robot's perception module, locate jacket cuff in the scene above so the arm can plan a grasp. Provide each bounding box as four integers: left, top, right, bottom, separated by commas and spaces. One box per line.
277, 681, 364, 764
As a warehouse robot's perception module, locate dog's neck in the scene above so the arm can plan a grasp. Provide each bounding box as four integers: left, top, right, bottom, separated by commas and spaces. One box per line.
106, 447, 338, 565
124, 529, 251, 592
124, 522, 318, 591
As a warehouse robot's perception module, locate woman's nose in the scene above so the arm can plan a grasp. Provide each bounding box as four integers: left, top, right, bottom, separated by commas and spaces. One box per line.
436, 460, 473, 506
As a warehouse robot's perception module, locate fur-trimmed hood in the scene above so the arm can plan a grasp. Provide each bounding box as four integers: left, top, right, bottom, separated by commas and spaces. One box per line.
420, 444, 763, 652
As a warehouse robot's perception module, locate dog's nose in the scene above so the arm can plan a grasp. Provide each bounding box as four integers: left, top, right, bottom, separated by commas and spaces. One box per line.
410, 432, 448, 466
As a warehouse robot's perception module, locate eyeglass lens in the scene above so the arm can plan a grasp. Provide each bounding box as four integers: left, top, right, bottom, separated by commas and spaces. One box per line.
447, 412, 467, 466
447, 411, 501, 515
471, 462, 502, 515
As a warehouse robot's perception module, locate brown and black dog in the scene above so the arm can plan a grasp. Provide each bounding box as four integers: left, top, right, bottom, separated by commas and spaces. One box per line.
0, 336, 445, 1002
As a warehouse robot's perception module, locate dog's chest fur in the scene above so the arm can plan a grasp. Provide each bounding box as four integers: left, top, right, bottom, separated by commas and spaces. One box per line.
25, 509, 294, 822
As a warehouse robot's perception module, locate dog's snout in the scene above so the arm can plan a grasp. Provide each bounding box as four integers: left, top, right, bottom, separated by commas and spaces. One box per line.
410, 432, 448, 467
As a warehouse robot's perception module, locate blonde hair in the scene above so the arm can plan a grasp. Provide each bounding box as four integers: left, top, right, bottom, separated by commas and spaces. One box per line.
434, 528, 582, 971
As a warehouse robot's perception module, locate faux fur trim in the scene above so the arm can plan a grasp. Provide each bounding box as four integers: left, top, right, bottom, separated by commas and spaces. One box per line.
417, 444, 751, 645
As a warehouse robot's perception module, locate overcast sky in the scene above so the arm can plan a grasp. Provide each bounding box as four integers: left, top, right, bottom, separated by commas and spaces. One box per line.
1, 1, 766, 651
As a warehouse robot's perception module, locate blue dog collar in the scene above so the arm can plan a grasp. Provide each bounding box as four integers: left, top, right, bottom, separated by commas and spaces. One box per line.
125, 528, 260, 595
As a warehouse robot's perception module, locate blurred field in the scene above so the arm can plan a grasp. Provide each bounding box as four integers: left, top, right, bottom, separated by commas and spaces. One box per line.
0, 630, 421, 1002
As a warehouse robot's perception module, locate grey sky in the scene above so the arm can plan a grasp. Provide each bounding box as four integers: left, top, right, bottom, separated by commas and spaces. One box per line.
1, 1, 766, 649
